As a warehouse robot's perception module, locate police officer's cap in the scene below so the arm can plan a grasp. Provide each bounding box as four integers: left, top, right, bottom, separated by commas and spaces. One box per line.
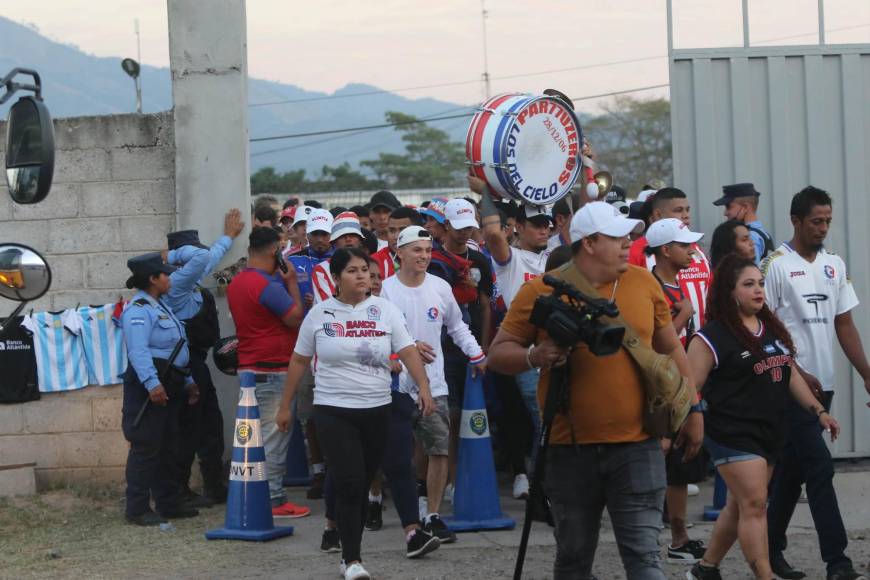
167, 230, 208, 250
713, 183, 761, 206
125, 253, 175, 289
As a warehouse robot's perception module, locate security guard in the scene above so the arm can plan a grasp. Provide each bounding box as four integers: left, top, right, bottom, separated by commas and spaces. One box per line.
121, 253, 200, 526
164, 211, 242, 507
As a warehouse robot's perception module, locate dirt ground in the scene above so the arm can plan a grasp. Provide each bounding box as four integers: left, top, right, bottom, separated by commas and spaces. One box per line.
2, 478, 869, 580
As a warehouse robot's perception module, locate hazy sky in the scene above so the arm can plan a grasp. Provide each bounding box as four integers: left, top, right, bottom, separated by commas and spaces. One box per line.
3, 0, 870, 112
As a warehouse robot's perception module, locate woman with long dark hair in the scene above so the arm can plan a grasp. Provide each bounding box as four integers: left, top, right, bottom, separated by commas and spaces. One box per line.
686, 255, 840, 580
709, 219, 756, 270
275, 248, 435, 580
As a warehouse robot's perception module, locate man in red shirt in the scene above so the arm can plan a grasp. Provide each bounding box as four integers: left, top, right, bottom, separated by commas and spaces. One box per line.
226, 226, 310, 519
629, 187, 711, 334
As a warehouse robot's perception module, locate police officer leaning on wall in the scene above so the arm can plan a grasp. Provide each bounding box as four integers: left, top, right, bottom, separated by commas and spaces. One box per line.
163, 209, 244, 508
120, 253, 201, 526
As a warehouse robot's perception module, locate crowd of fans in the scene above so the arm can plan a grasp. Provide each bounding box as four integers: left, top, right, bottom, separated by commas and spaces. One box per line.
120, 176, 870, 580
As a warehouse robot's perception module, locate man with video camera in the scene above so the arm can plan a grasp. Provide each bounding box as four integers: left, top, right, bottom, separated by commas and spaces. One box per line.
488, 201, 703, 580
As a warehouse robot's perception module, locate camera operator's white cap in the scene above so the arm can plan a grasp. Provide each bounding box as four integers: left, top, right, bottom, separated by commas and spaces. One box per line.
645, 218, 704, 248
444, 198, 479, 229
570, 201, 644, 242
397, 225, 432, 248
306, 208, 334, 235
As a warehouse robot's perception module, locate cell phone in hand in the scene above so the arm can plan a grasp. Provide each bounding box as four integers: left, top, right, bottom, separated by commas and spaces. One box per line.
275, 249, 288, 274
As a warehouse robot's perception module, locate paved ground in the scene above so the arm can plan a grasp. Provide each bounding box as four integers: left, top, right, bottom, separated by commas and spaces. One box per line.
2, 471, 869, 579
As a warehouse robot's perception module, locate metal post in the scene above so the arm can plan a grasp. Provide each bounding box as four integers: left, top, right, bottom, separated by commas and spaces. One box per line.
817, 0, 826, 45
480, 0, 491, 99
742, 0, 750, 48
666, 0, 674, 56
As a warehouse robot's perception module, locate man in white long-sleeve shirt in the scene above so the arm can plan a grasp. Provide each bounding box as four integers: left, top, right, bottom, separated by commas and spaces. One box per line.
381, 225, 486, 545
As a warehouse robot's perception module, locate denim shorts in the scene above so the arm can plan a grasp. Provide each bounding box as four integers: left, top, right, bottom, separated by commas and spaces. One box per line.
704, 436, 762, 467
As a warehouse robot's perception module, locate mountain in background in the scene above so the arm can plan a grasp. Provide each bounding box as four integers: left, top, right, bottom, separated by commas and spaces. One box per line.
0, 16, 471, 176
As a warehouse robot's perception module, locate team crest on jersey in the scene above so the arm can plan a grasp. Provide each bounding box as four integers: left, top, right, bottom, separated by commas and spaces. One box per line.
824, 265, 836, 279
763, 344, 776, 354
323, 322, 345, 337
367, 305, 381, 321
426, 307, 439, 321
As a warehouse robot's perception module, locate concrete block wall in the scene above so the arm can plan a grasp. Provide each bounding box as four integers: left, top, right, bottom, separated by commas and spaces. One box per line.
0, 112, 177, 489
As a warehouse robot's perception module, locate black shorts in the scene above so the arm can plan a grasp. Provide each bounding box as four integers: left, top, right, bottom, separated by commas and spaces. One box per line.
665, 439, 710, 486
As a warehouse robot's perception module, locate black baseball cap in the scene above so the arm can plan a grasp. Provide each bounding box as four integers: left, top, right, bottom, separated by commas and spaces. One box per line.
368, 190, 401, 211
125, 253, 175, 289
167, 230, 207, 250
713, 183, 761, 206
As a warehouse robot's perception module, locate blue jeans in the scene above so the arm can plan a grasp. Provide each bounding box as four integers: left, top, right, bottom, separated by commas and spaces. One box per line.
767, 391, 851, 572
248, 372, 291, 507
544, 439, 666, 580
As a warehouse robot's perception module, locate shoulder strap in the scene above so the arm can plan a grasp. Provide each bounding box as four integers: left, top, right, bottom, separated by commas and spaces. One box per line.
746, 224, 775, 253
133, 298, 149, 307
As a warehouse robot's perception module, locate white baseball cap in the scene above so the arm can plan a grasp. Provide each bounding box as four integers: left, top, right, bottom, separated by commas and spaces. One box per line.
645, 218, 704, 248
570, 201, 644, 242
521, 204, 554, 222
444, 198, 479, 229
397, 225, 432, 248
292, 205, 314, 224
306, 209, 334, 235
636, 189, 657, 203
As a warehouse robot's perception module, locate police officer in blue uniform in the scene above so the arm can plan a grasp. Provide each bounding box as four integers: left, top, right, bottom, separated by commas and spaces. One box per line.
121, 253, 200, 526
164, 210, 243, 507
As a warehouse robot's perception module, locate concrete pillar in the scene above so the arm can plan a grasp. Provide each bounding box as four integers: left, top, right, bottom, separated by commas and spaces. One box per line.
168, 0, 250, 449
168, 0, 250, 264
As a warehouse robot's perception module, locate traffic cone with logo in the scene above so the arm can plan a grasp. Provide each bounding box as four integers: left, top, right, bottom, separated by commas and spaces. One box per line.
443, 367, 515, 532
206, 371, 293, 541
283, 416, 312, 486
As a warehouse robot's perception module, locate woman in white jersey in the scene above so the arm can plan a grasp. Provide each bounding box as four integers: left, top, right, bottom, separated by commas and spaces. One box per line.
276, 248, 434, 580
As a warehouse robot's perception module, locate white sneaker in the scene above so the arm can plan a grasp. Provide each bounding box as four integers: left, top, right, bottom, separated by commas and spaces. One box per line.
443, 483, 454, 503
339, 560, 346, 577
513, 474, 530, 499
344, 562, 371, 580
418, 496, 428, 521
687, 484, 700, 497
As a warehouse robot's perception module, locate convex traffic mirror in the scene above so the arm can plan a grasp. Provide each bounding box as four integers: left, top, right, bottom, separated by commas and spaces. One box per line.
5, 96, 55, 204
0, 243, 52, 302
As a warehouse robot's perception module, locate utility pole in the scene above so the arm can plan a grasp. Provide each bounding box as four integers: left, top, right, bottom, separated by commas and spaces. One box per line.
480, 0, 491, 100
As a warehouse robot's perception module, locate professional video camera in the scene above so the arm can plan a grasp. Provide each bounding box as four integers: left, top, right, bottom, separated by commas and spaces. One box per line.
528, 275, 625, 354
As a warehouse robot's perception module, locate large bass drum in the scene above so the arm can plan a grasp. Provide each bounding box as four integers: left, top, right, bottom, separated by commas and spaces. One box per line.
466, 93, 583, 205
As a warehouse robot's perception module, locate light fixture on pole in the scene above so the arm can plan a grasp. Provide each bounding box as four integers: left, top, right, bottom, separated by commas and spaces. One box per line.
121, 58, 142, 113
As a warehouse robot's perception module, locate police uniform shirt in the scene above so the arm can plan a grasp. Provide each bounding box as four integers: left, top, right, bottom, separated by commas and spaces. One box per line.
762, 242, 859, 391
120, 291, 192, 391
694, 319, 793, 462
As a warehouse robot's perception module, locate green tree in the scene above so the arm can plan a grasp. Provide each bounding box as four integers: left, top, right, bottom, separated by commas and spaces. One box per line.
584, 96, 672, 195
250, 166, 307, 194
360, 111, 466, 188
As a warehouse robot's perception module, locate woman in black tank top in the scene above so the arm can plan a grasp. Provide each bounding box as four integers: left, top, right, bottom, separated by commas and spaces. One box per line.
685, 255, 840, 580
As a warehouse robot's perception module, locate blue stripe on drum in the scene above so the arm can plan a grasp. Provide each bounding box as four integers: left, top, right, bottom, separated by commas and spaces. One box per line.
491, 96, 533, 199
232, 445, 266, 463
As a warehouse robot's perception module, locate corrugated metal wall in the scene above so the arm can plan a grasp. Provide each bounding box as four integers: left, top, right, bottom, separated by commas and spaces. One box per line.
670, 44, 870, 457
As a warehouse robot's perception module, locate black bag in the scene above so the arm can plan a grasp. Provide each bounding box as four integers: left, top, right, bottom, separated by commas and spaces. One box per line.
184, 286, 220, 352
746, 224, 775, 260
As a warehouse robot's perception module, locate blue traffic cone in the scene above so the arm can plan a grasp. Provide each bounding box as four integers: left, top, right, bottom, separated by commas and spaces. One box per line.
703, 472, 728, 521
443, 367, 515, 532
283, 417, 312, 486
206, 371, 294, 541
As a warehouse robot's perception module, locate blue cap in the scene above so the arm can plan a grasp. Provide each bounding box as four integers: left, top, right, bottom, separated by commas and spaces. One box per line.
167, 230, 207, 250
126, 252, 175, 289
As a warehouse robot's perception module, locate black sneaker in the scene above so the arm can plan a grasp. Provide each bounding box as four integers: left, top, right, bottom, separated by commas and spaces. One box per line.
687, 562, 722, 580
406, 528, 440, 559
203, 484, 228, 505
365, 501, 383, 531
770, 552, 807, 579
125, 511, 167, 526
320, 528, 341, 553
668, 539, 706, 564
423, 514, 456, 544
827, 566, 868, 580
158, 506, 199, 519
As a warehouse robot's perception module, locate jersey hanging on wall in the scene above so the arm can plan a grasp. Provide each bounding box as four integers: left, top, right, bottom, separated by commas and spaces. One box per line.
74, 304, 128, 386
0, 316, 40, 403
21, 310, 89, 392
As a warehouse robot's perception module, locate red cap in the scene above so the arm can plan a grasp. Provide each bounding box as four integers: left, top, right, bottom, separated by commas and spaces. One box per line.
279, 207, 295, 222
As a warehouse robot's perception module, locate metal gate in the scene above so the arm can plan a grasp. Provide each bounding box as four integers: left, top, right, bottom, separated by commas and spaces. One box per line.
667, 0, 870, 457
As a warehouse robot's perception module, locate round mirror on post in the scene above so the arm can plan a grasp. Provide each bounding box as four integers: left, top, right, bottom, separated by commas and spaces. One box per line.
0, 243, 52, 302
5, 96, 55, 204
